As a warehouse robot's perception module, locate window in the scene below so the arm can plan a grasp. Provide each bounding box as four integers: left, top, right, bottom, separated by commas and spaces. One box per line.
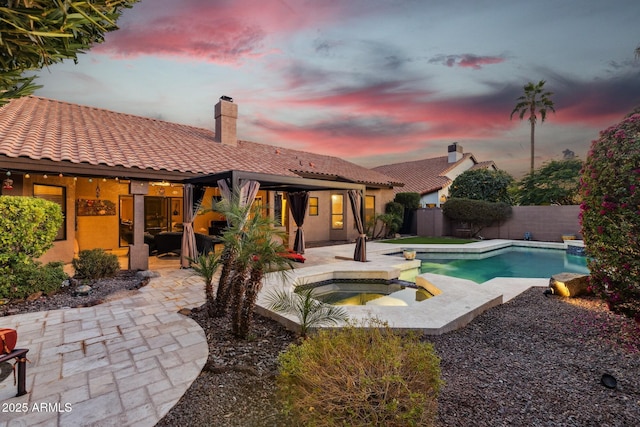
309, 197, 319, 216
331, 194, 344, 229
274, 192, 287, 227
365, 195, 375, 224
33, 184, 66, 240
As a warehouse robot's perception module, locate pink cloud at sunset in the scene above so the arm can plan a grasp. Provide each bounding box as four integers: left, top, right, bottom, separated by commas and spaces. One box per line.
31, 0, 640, 177
429, 54, 507, 70
97, 0, 348, 63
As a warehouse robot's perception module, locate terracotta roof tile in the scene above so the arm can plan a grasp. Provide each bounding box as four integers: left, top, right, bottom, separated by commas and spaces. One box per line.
0, 96, 398, 187
372, 154, 477, 195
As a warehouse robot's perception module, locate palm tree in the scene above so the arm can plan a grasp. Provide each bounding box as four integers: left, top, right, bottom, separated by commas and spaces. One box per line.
510, 80, 556, 174
264, 286, 349, 338
189, 252, 220, 317
635, 44, 640, 59
236, 213, 293, 338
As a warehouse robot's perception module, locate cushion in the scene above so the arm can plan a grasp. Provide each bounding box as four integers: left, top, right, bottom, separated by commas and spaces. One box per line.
0, 328, 17, 354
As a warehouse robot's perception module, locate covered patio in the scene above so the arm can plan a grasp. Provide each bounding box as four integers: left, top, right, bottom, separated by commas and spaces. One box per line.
143, 170, 372, 270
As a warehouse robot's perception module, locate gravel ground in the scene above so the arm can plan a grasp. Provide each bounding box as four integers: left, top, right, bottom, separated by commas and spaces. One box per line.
3, 273, 639, 426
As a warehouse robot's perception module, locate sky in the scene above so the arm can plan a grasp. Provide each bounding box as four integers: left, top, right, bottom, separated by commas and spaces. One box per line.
32, 0, 640, 177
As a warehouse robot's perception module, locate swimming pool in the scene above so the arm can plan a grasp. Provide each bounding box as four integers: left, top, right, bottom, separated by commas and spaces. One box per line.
417, 246, 588, 283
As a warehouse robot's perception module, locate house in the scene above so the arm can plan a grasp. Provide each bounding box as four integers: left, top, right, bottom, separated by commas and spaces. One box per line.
0, 96, 401, 269
372, 143, 497, 208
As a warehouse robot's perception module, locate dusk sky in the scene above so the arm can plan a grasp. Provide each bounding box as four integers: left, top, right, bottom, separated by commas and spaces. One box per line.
32, 0, 640, 177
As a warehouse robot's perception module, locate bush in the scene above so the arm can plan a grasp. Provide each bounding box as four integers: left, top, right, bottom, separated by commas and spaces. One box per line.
449, 169, 513, 204
0, 261, 67, 299
277, 320, 442, 426
442, 198, 512, 237
0, 196, 63, 269
580, 111, 640, 321
394, 192, 421, 210
516, 159, 583, 205
72, 249, 120, 280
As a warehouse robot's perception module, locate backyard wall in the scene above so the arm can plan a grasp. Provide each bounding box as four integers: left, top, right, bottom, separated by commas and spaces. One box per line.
416, 205, 581, 242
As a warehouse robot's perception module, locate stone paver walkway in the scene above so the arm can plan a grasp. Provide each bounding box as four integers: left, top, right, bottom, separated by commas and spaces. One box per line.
0, 268, 208, 427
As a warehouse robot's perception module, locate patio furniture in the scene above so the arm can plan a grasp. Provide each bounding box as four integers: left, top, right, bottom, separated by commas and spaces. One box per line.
155, 232, 222, 257
0, 348, 29, 396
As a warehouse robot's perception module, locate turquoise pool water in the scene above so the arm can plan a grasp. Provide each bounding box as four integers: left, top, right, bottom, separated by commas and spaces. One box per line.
418, 246, 589, 283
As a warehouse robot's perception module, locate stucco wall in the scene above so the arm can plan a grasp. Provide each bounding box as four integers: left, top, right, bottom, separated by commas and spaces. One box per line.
416, 205, 581, 242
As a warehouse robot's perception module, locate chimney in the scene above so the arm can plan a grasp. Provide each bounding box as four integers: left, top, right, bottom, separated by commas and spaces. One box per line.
215, 95, 238, 146
448, 142, 463, 163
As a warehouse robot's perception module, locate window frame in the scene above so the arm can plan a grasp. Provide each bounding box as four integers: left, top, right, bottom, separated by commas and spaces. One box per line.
308, 196, 319, 216
331, 194, 344, 230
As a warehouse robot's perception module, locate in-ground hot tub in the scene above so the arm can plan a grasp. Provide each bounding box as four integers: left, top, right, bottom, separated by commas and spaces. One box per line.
296, 278, 432, 306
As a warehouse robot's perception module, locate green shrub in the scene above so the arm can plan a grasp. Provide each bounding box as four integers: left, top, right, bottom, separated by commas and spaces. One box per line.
385, 201, 404, 218
0, 196, 62, 269
442, 197, 512, 237
394, 192, 421, 210
580, 111, 640, 321
72, 249, 120, 280
277, 320, 442, 426
0, 261, 67, 299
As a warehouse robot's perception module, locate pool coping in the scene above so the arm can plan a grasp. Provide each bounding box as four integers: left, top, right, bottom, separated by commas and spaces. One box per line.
256, 239, 560, 335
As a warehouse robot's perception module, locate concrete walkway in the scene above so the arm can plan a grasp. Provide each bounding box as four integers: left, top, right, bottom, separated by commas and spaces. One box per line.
0, 268, 208, 427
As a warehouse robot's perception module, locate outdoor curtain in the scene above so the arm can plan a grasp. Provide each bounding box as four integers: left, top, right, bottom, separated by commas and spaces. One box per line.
288, 191, 309, 254
181, 183, 206, 268
216, 178, 261, 224
348, 189, 367, 262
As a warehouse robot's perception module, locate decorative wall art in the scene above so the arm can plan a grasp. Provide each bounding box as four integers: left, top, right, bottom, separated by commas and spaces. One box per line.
77, 199, 117, 216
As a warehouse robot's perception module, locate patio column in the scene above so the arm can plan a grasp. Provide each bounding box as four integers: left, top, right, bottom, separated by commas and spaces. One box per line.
129, 180, 149, 270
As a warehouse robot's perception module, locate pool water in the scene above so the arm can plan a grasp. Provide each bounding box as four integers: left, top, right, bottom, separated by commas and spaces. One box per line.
298, 280, 431, 306
418, 246, 589, 283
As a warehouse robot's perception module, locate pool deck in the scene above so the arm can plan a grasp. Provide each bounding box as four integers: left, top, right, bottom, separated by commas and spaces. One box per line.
1, 239, 556, 426
256, 239, 553, 334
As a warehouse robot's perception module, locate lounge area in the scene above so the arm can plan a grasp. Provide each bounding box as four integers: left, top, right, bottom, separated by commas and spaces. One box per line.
153, 232, 222, 257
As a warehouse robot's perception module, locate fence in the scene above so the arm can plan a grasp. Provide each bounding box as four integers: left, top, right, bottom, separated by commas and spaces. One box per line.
415, 205, 581, 242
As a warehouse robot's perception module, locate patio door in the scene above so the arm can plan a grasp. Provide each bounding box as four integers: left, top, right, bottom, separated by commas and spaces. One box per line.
144, 197, 183, 235
329, 192, 347, 241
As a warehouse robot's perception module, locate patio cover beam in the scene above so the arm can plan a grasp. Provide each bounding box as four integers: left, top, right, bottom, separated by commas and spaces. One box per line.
185, 170, 366, 192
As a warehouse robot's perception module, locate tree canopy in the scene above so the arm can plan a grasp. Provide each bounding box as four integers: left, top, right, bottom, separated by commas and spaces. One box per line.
0, 0, 137, 105
449, 168, 514, 204
515, 159, 583, 205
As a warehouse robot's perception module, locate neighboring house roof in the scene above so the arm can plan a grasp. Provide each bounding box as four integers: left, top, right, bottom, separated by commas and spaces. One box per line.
471, 160, 497, 170
0, 96, 401, 188
372, 154, 474, 195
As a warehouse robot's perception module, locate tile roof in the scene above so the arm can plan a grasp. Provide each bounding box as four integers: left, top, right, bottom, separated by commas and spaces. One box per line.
372, 154, 476, 195
0, 96, 400, 187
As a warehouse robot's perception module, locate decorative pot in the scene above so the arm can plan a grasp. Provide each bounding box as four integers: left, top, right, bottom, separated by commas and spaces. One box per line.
403, 250, 416, 260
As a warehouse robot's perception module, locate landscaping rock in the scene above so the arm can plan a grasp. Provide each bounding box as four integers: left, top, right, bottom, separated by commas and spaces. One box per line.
178, 308, 192, 316
549, 272, 589, 297
26, 291, 43, 302
137, 270, 161, 279
74, 284, 92, 296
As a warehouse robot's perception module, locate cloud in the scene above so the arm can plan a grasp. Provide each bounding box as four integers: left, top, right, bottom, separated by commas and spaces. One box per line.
430, 54, 506, 69
97, 0, 346, 64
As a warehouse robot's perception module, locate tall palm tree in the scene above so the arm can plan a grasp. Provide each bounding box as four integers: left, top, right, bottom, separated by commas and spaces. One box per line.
510, 80, 556, 174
